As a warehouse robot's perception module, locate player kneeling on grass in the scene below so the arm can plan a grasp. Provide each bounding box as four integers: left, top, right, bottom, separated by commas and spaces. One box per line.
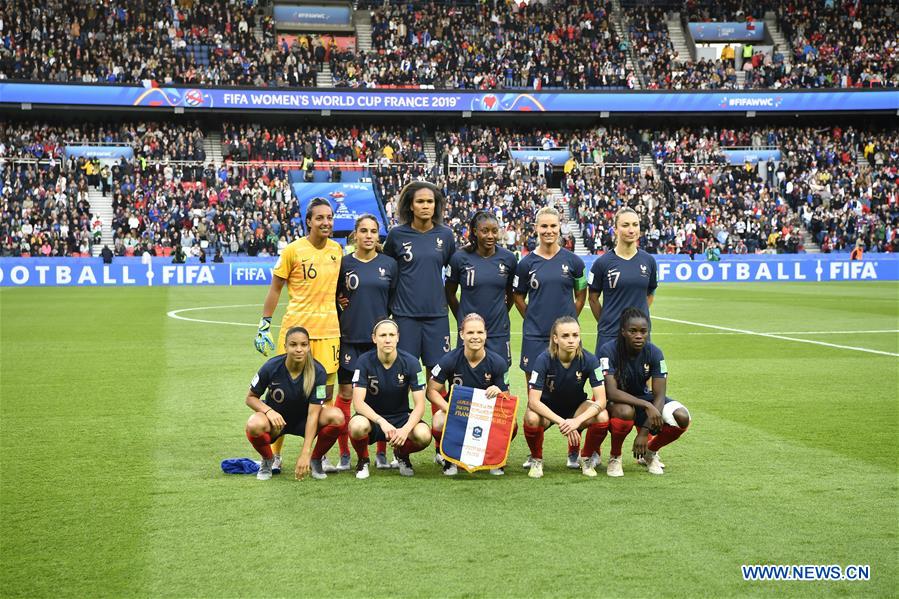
348, 319, 432, 479
245, 326, 345, 481
523, 316, 609, 479
597, 308, 691, 477
428, 313, 513, 476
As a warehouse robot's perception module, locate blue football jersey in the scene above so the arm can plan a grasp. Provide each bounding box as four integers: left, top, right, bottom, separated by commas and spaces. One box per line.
589, 249, 658, 341
251, 355, 328, 422
352, 349, 426, 416
513, 248, 586, 338
597, 340, 667, 396
338, 253, 398, 343
528, 349, 603, 406
446, 248, 517, 338
383, 224, 456, 317
430, 347, 510, 393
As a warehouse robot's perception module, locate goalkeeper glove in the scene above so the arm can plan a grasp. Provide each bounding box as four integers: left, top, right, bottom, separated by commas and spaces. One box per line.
254, 317, 275, 356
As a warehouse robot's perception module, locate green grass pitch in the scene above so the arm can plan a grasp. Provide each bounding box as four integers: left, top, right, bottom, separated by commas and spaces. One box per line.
1, 282, 897, 597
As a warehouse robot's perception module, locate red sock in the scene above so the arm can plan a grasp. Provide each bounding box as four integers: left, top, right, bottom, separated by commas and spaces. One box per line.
524, 424, 544, 460
568, 440, 580, 455
376, 440, 387, 455
311, 424, 342, 460
648, 424, 687, 451
335, 397, 352, 457
399, 438, 425, 456
246, 430, 273, 460
581, 421, 609, 458
350, 435, 369, 459
430, 390, 448, 415
609, 418, 634, 457
432, 425, 443, 444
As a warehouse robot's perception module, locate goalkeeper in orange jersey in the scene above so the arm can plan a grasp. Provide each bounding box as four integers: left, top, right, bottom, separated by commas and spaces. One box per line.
255, 197, 350, 473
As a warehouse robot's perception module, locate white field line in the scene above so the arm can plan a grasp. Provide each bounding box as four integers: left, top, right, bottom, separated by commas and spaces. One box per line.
653, 316, 899, 357
166, 305, 899, 356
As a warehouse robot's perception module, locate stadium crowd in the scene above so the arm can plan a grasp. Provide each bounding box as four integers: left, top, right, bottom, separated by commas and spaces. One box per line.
1, 120, 896, 258
0, 161, 97, 257
221, 122, 426, 164
2, 0, 895, 90
331, 0, 633, 90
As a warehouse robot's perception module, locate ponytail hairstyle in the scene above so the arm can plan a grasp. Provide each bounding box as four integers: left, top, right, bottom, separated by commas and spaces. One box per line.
612, 206, 640, 242
459, 312, 486, 332
464, 210, 499, 254
305, 197, 333, 233
548, 316, 583, 361
284, 326, 316, 398
353, 213, 383, 252
614, 307, 649, 389
395, 180, 446, 226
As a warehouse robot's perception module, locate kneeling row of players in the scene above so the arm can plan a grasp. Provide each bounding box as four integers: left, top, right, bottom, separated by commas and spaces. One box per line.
244, 309, 691, 481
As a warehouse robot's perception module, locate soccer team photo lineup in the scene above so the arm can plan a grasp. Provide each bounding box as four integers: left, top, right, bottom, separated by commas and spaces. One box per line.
1, 0, 898, 596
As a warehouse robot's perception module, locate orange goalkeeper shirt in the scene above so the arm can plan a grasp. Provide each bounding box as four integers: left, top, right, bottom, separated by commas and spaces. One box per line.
273, 237, 342, 338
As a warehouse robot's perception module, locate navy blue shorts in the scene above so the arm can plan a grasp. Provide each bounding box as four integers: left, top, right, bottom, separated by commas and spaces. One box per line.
540, 395, 590, 421
365, 412, 413, 444
455, 335, 512, 366
519, 335, 549, 372
632, 394, 674, 430
337, 341, 375, 385
395, 315, 450, 368
269, 417, 308, 441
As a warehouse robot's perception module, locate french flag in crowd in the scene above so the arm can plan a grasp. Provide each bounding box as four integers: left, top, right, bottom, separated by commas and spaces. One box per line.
440, 386, 519, 472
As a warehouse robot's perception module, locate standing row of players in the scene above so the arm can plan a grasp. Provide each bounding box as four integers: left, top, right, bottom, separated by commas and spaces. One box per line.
244, 181, 691, 480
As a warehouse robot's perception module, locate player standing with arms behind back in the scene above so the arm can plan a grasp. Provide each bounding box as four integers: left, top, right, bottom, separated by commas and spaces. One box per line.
337, 214, 399, 470
254, 198, 346, 474
588, 207, 658, 351
382, 181, 456, 461
513, 206, 587, 469
445, 210, 518, 366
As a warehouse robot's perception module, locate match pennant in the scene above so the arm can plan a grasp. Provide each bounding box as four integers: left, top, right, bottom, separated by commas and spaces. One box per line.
439, 386, 519, 472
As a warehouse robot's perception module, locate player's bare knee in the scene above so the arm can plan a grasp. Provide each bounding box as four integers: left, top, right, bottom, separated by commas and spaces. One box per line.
321, 406, 344, 426
597, 409, 610, 424
673, 408, 690, 429
609, 403, 634, 420
348, 415, 370, 439
246, 413, 269, 436
523, 409, 540, 428
411, 423, 432, 447
432, 411, 446, 431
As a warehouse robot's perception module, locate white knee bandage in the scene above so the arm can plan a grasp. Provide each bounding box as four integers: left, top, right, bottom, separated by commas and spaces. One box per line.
662, 401, 689, 427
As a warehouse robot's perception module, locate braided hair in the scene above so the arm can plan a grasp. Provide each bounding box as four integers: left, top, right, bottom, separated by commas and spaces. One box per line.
614, 307, 649, 389
464, 210, 499, 254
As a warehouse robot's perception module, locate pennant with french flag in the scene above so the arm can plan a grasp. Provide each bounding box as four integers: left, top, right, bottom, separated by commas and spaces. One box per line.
439, 386, 519, 472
